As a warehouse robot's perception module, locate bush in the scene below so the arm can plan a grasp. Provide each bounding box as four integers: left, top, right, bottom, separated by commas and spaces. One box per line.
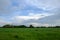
3, 24, 13, 28
29, 25, 34, 28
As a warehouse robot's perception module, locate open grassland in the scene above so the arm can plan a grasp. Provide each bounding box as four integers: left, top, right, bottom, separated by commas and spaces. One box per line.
0, 28, 60, 40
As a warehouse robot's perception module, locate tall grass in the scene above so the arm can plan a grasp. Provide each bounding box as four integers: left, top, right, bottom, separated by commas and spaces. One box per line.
0, 28, 60, 40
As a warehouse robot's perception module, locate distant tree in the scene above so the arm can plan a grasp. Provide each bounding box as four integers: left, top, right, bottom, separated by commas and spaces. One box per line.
14, 25, 27, 28
19, 25, 27, 28
36, 27, 40, 28
39, 26, 46, 28
29, 25, 34, 28
3, 24, 13, 28
55, 26, 60, 28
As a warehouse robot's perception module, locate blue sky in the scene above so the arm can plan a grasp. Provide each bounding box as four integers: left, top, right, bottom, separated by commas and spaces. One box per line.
0, 0, 60, 26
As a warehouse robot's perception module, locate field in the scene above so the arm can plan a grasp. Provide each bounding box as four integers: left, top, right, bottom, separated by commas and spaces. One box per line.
0, 28, 60, 40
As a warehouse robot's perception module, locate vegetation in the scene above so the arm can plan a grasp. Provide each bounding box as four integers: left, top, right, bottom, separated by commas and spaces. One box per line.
0, 28, 60, 40
2, 24, 60, 28
29, 25, 34, 28
0, 24, 60, 40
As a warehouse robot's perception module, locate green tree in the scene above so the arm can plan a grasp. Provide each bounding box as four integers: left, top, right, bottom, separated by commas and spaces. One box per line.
3, 24, 13, 28
14, 25, 27, 28
29, 25, 34, 28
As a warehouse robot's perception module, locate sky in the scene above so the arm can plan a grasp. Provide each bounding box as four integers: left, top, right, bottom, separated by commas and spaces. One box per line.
0, 0, 60, 26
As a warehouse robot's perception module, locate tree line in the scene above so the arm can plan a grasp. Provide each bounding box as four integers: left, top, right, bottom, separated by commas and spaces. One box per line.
0, 24, 60, 28
2, 24, 34, 28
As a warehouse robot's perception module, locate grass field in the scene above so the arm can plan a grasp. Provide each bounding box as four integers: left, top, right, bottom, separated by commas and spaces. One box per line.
0, 28, 60, 40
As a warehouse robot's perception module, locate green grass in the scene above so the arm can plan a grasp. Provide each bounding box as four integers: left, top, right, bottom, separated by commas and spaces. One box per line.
0, 28, 60, 40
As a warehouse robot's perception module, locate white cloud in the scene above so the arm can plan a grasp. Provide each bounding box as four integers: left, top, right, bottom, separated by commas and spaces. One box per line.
26, 22, 50, 27
25, 0, 60, 10
0, 0, 60, 15
0, 20, 12, 26
10, 13, 54, 26
0, 0, 60, 26
0, 0, 25, 14
12, 13, 53, 21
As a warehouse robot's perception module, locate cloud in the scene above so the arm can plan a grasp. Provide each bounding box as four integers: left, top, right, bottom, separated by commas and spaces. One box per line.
10, 13, 54, 26
0, 19, 12, 26
25, 0, 60, 9
37, 10, 60, 26
0, 0, 60, 26
0, 0, 59, 14
12, 13, 53, 21
0, 0, 25, 15
0, 0, 59, 15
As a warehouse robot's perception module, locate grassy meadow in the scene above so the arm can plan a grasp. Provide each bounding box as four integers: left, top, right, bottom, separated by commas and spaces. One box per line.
0, 28, 60, 40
